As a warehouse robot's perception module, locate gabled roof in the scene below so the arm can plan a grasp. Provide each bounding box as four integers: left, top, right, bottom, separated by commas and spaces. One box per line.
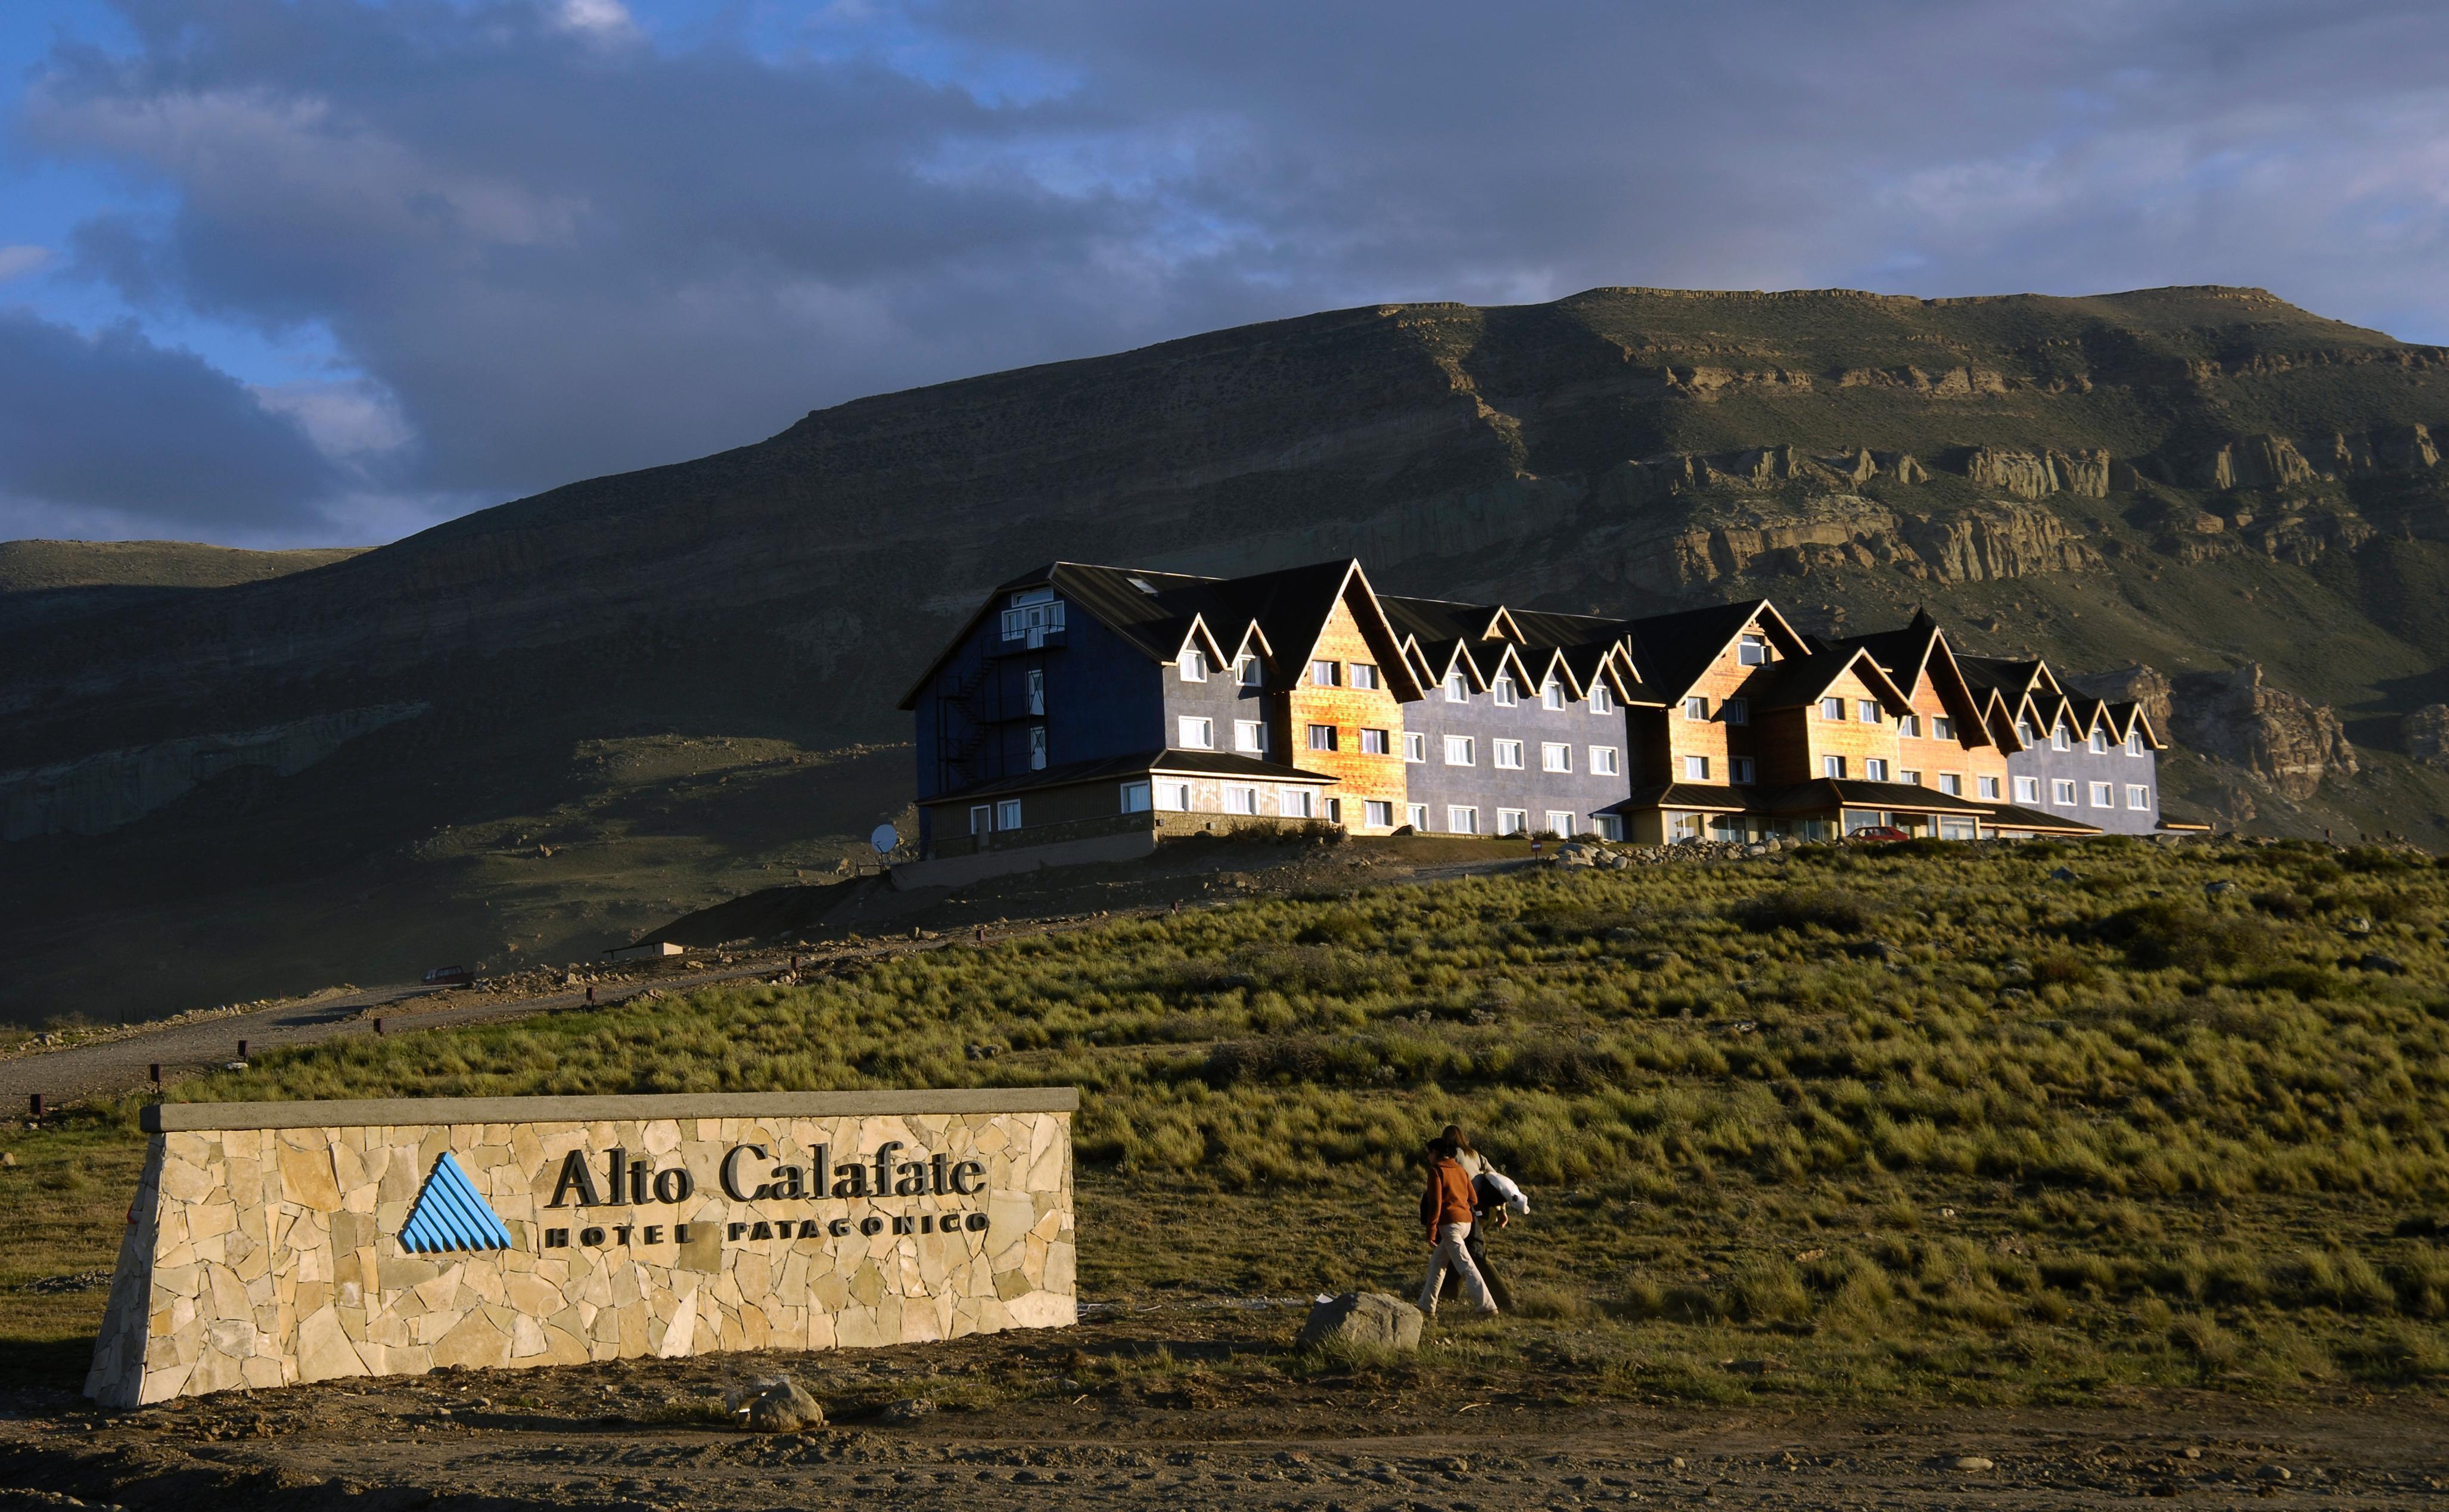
1743, 643, 1914, 714
1626, 600, 1805, 704
1820, 609, 1997, 743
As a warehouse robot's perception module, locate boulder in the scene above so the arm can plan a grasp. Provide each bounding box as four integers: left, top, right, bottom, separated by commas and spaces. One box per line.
729, 1374, 824, 1433
1297, 1292, 1424, 1352
2066, 664, 2173, 735
879, 1396, 936, 1425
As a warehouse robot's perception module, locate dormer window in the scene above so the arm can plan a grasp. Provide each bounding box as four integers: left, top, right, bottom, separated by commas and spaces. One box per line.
1591, 685, 1616, 715
2052, 724, 2071, 751
1738, 634, 1770, 667
1445, 672, 1468, 703
1541, 682, 1565, 710
1933, 715, 1955, 741
1236, 655, 1261, 687
2017, 720, 2035, 744
1493, 676, 1517, 707
2127, 732, 2146, 757
1179, 648, 1208, 682
2089, 729, 2109, 754
999, 587, 1065, 643
1683, 695, 1709, 721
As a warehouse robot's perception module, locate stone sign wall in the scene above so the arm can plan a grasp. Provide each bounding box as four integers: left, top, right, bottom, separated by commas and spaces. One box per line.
86, 1089, 1078, 1408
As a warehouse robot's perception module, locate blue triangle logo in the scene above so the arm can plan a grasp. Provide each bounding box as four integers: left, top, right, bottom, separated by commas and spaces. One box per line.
399, 1152, 514, 1254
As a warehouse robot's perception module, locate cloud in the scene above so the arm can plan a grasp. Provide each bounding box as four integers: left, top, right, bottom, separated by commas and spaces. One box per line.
0, 310, 343, 538
0, 247, 50, 283
11, 0, 2449, 544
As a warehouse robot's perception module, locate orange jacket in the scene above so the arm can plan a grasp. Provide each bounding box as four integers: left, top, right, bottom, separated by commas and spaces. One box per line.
1421, 1157, 1475, 1240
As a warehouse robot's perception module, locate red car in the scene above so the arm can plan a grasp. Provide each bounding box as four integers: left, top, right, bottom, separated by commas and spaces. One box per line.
422, 965, 475, 988
1847, 825, 1911, 842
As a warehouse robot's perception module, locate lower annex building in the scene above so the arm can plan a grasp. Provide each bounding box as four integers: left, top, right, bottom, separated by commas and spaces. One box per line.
898, 558, 2193, 870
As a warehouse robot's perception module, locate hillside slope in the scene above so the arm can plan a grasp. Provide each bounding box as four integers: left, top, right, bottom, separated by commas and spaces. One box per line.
10, 284, 2449, 1022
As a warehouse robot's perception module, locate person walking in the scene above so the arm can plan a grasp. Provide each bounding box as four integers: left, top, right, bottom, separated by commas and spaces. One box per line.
1418, 1130, 1497, 1318
1434, 1125, 1525, 1311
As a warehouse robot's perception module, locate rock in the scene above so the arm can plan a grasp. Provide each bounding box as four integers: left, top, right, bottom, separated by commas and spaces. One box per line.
2067, 664, 2174, 736
2183, 1448, 2202, 1460
1297, 1292, 1424, 1352
2359, 953, 2406, 975
2204, 879, 2236, 897
878, 1396, 936, 1425
1901, 503, 2102, 583
1670, 1457, 1687, 1471
729, 1374, 824, 1433
2173, 663, 2357, 801
2255, 1466, 2291, 1482
1953, 1456, 1995, 1472
2404, 705, 2449, 769
2050, 867, 2077, 882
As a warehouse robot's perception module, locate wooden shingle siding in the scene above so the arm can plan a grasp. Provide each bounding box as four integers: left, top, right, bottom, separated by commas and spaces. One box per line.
1286, 597, 1407, 831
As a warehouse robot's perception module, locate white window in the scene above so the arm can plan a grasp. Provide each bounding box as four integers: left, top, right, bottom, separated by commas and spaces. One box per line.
1545, 810, 1575, 836
2052, 724, 2071, 751
1683, 755, 1710, 780
1823, 755, 1846, 779
1738, 634, 1769, 666
1730, 757, 1755, 785
2127, 784, 2151, 810
1310, 659, 1340, 686
1821, 697, 1846, 721
1406, 802, 1428, 829
1722, 697, 1749, 726
1155, 781, 1191, 811
1591, 685, 1617, 714
1865, 758, 1889, 781
1933, 716, 1955, 741
1365, 799, 1394, 827
1179, 648, 1207, 682
1120, 781, 1151, 813
1858, 699, 1881, 724
999, 589, 1065, 643
1979, 776, 2001, 799
1403, 731, 1426, 762
1307, 724, 1337, 751
1444, 672, 1469, 702
1494, 739, 1524, 769
1670, 813, 1702, 841
1177, 716, 1214, 749
1493, 676, 1518, 707
1282, 787, 1317, 818
1351, 662, 1381, 690
995, 799, 1024, 830
1541, 682, 1566, 710
2052, 779, 2078, 806
1360, 727, 1391, 755
2089, 729, 2109, 754
2089, 781, 2114, 808
2017, 720, 2036, 745
1234, 720, 1267, 754
1447, 805, 1480, 834
1026, 668, 1045, 715
2013, 775, 2040, 804
1590, 745, 1620, 776
1326, 797, 1342, 825
1898, 713, 1920, 738
2128, 733, 2146, 757
1445, 736, 1475, 766
969, 804, 992, 835
1028, 726, 1048, 770
1594, 814, 1624, 841
1225, 786, 1259, 815
1900, 769, 1922, 786
1236, 655, 1262, 687
1541, 742, 1571, 773
1497, 808, 1528, 836
1683, 695, 1709, 721
1939, 773, 1963, 796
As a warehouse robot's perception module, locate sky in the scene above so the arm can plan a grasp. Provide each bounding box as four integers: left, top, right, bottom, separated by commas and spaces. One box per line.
5, 1, 2449, 548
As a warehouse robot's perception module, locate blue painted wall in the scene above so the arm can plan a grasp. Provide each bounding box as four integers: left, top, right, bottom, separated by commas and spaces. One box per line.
1403, 675, 1631, 834
2004, 724, 2162, 835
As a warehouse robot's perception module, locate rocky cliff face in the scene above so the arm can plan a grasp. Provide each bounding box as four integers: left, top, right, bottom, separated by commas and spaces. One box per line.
2066, 665, 2175, 734
2172, 664, 2359, 801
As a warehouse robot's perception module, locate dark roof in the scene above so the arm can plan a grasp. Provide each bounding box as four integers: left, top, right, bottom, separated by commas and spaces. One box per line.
1819, 608, 1942, 696
1624, 601, 1773, 699
1956, 654, 2049, 697
1982, 803, 2105, 835
1744, 645, 1909, 711
922, 748, 1337, 805
1752, 779, 1997, 816
1613, 783, 1755, 812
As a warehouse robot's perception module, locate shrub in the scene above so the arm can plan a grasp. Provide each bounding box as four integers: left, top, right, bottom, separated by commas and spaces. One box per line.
1735, 886, 1887, 936
2096, 901, 2281, 972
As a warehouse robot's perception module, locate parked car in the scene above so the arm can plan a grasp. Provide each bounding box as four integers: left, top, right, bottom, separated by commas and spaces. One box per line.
422, 965, 475, 988
1847, 825, 1911, 842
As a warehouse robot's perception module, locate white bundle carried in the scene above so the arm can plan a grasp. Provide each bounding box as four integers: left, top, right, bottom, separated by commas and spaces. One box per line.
1477, 1167, 1530, 1215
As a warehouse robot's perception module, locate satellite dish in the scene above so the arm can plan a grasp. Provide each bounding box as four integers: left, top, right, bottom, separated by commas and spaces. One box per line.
870, 823, 900, 855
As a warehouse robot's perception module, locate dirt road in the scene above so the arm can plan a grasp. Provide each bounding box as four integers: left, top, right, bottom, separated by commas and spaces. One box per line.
0, 1305, 2438, 1510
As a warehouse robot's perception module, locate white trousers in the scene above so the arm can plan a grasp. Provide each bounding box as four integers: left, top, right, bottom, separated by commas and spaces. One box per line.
1418, 1221, 1495, 1314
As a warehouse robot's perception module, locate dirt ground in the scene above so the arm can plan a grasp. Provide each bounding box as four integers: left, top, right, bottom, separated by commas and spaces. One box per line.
1, 1304, 2442, 1511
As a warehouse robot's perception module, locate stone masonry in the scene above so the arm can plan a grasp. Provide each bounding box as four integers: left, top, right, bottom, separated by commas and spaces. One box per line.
86, 1090, 1078, 1408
